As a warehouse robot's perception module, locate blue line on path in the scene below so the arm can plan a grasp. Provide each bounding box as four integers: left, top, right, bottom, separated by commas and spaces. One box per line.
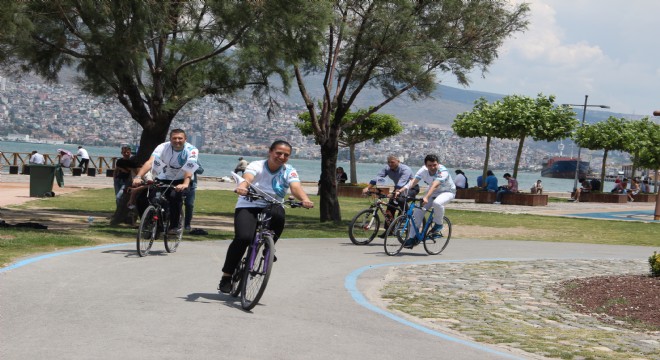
0, 243, 131, 273
565, 210, 658, 222
345, 259, 524, 360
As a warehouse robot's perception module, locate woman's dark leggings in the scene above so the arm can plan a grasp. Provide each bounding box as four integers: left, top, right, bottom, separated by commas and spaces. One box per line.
221, 206, 285, 274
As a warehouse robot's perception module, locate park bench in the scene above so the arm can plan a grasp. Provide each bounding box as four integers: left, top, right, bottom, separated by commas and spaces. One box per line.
475, 191, 548, 206
571, 192, 627, 203
455, 188, 479, 199
631, 193, 657, 202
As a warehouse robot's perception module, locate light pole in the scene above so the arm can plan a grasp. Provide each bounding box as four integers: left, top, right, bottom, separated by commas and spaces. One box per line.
563, 95, 610, 191
649, 111, 660, 221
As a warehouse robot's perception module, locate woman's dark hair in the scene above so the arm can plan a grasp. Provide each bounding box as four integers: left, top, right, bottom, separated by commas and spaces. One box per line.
487, 170, 494, 176
269, 140, 292, 151
503, 173, 511, 178
455, 169, 464, 175
424, 154, 439, 164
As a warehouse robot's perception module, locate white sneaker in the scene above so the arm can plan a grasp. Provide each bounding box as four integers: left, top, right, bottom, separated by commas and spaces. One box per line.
493, 201, 501, 204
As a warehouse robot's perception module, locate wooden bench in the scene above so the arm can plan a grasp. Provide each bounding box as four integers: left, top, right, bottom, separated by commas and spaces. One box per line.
572, 192, 628, 203
474, 191, 496, 203
475, 191, 548, 206
631, 193, 657, 202
455, 188, 479, 199
501, 193, 548, 206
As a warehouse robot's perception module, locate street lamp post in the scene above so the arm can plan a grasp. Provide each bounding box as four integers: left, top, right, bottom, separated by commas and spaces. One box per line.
649, 111, 660, 221
563, 95, 610, 191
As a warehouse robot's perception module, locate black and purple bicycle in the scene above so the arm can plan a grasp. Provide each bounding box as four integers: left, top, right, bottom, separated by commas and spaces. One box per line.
229, 188, 305, 310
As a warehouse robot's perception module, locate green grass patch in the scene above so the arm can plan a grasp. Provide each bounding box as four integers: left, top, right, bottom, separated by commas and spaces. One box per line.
0, 228, 94, 267
4, 188, 659, 267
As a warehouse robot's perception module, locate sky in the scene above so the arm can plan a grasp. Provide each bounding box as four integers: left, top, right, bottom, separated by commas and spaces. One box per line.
443, 0, 660, 117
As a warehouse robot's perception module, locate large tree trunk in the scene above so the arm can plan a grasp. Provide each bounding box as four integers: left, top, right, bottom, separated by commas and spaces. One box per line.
111, 115, 172, 225
513, 136, 525, 179
318, 138, 341, 223
481, 136, 492, 188
599, 149, 609, 190
349, 144, 357, 184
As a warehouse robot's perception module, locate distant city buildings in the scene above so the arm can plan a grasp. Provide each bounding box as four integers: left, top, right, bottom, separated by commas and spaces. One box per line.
0, 75, 631, 171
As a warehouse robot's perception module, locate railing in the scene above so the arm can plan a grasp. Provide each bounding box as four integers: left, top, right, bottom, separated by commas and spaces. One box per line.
0, 152, 119, 174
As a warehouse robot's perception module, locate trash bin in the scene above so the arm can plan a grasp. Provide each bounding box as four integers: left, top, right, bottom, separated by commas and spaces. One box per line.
87, 168, 97, 177
22, 164, 30, 175
72, 167, 82, 176
29, 164, 61, 197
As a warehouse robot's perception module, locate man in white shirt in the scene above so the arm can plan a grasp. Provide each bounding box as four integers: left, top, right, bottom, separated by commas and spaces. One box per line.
77, 146, 90, 174
132, 129, 199, 233
29, 151, 45, 165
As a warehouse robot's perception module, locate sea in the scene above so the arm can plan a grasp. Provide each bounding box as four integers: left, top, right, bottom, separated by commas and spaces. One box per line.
0, 141, 578, 193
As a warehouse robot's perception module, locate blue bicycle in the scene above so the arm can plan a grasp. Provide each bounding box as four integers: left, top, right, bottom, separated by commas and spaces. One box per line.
384, 198, 452, 256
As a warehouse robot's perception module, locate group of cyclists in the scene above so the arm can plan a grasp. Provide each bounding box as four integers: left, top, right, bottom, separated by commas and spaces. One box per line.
131, 128, 455, 296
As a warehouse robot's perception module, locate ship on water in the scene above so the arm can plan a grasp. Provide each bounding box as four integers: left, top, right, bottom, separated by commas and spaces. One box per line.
541, 156, 590, 179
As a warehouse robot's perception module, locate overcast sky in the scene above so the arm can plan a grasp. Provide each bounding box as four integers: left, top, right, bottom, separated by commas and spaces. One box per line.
443, 0, 660, 117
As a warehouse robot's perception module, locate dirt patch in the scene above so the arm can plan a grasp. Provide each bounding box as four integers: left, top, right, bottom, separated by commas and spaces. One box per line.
556, 275, 660, 330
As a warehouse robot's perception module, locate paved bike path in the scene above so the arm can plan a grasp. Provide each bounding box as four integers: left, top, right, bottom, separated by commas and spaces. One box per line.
1, 238, 654, 360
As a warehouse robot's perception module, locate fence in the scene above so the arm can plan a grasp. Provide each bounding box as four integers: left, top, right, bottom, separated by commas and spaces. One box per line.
0, 152, 119, 175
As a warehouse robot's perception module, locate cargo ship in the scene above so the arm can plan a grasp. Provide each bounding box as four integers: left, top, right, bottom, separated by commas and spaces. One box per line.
541, 157, 590, 179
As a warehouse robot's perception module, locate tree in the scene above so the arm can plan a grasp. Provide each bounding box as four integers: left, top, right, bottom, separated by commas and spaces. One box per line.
631, 120, 660, 192
574, 116, 634, 187
452, 98, 502, 186
293, 0, 529, 222
623, 117, 657, 179
0, 0, 330, 162
477, 94, 578, 179
297, 109, 403, 184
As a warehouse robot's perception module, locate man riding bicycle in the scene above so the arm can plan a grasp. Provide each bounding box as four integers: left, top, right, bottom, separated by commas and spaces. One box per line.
362, 155, 419, 237
132, 128, 199, 234
218, 140, 313, 294
394, 154, 455, 245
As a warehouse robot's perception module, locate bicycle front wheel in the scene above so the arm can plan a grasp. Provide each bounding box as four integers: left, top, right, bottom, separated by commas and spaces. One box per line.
384, 215, 408, 256
424, 216, 452, 255
164, 212, 183, 253
137, 206, 157, 257
241, 234, 275, 311
348, 209, 380, 245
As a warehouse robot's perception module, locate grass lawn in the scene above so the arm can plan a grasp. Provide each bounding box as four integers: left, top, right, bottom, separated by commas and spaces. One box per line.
2, 188, 658, 267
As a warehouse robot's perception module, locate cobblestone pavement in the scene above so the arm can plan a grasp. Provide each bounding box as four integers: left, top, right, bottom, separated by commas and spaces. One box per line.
381, 259, 659, 360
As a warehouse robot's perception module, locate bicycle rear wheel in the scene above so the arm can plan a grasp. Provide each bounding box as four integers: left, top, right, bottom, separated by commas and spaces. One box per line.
384, 215, 408, 256
137, 206, 157, 257
424, 216, 452, 255
229, 259, 245, 298
348, 209, 380, 245
241, 234, 275, 310
164, 212, 183, 253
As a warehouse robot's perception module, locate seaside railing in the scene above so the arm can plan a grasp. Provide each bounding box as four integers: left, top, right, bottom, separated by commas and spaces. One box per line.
0, 152, 119, 175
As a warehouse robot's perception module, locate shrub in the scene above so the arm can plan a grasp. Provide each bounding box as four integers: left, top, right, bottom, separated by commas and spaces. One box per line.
649, 251, 660, 277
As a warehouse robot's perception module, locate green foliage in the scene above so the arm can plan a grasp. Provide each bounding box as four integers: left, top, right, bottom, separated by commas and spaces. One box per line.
575, 116, 635, 185
629, 119, 660, 171
650, 251, 660, 277
294, 0, 530, 222
452, 94, 577, 179
1, 0, 331, 159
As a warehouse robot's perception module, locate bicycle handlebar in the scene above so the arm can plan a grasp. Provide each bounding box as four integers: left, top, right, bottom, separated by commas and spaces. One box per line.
242, 188, 308, 209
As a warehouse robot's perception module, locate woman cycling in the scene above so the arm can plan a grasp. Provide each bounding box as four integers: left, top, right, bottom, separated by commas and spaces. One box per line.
218, 140, 314, 293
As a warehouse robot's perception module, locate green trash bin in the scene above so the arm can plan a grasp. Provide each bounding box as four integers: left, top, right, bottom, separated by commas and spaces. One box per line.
30, 164, 62, 197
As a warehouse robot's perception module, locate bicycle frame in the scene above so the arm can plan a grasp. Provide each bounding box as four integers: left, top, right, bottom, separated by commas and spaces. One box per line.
402, 200, 435, 242
250, 210, 275, 273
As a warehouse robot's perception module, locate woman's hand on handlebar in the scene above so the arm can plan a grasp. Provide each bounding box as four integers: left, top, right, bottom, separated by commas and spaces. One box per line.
234, 187, 249, 196
301, 200, 314, 209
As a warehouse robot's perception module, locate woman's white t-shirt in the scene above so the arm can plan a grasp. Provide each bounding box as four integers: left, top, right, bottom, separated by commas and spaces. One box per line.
236, 160, 301, 208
